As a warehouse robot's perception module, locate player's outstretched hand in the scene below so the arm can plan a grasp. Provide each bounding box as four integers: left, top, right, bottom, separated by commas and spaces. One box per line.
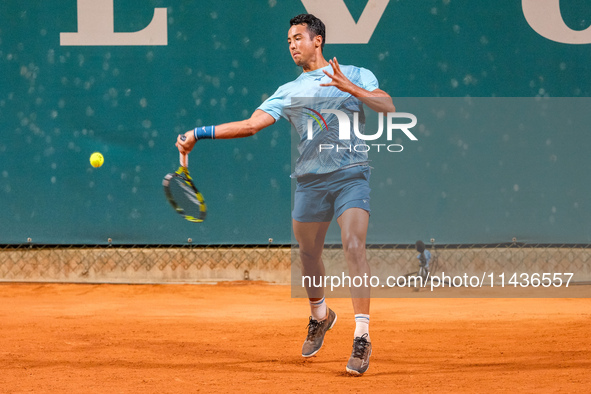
176, 130, 197, 155
320, 57, 356, 94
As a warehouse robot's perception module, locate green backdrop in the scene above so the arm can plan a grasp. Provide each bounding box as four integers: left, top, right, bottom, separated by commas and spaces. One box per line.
1, 0, 590, 244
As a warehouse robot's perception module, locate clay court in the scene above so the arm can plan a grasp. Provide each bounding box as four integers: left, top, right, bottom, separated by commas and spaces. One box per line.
1, 282, 590, 393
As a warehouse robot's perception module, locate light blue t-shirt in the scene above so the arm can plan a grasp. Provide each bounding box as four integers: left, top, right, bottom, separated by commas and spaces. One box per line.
417, 250, 432, 269
257, 64, 379, 177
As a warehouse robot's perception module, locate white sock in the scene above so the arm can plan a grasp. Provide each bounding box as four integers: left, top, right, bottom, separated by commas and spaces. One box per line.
309, 297, 327, 321
354, 314, 370, 341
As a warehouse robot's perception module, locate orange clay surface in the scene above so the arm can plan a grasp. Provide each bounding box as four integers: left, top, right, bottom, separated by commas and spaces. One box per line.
1, 282, 590, 393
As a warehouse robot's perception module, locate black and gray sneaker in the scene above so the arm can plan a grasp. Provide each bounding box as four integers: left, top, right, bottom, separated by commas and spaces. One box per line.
346, 333, 372, 375
301, 308, 337, 357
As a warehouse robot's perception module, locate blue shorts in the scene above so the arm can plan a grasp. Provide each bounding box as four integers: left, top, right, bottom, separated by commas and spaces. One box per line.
292, 165, 371, 222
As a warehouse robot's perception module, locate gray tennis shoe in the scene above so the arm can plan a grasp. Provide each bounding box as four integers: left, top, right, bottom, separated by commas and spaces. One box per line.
301, 308, 337, 357
346, 333, 372, 375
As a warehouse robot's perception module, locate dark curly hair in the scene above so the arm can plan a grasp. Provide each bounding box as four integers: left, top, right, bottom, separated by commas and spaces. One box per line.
290, 14, 325, 52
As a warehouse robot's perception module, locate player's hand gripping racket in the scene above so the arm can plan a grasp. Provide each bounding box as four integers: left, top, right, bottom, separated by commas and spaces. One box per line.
163, 135, 207, 222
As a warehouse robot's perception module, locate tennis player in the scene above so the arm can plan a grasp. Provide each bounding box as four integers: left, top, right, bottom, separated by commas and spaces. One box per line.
176, 14, 396, 375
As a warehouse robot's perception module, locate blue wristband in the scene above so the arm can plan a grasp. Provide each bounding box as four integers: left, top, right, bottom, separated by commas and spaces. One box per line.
194, 125, 215, 140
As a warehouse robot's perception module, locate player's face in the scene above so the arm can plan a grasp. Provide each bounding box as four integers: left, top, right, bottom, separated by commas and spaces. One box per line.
287, 24, 319, 67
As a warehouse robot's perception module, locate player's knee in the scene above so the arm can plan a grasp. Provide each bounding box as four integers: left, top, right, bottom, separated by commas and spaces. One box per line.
299, 248, 322, 264
342, 235, 366, 257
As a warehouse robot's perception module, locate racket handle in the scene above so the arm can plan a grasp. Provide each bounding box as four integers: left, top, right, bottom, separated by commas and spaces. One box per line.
179, 135, 189, 167
180, 152, 188, 167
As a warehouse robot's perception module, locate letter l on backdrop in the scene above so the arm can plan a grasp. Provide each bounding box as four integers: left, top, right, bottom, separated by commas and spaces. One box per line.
60, 0, 167, 46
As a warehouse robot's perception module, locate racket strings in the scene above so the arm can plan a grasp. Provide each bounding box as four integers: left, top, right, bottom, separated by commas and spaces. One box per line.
168, 176, 206, 221
177, 180, 204, 207
164, 165, 207, 222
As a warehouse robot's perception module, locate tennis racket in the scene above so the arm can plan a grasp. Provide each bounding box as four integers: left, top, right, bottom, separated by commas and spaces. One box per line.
163, 136, 207, 222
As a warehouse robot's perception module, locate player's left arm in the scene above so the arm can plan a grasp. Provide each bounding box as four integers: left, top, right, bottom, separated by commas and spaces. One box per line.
320, 57, 396, 113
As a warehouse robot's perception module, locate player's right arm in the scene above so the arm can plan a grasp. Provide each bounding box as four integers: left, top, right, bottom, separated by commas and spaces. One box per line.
176, 109, 276, 155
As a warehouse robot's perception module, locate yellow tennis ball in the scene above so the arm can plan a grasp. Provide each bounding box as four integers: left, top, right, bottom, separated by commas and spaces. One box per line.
90, 152, 104, 168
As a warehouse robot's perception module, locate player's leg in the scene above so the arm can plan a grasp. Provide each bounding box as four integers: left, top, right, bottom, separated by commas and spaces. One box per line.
337, 207, 370, 313
293, 219, 330, 301
331, 166, 373, 374
293, 219, 338, 357
337, 207, 372, 375
332, 166, 372, 316
292, 174, 337, 358
292, 177, 333, 306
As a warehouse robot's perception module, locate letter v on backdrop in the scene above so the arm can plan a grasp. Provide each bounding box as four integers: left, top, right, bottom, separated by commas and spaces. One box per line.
300, 0, 390, 44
